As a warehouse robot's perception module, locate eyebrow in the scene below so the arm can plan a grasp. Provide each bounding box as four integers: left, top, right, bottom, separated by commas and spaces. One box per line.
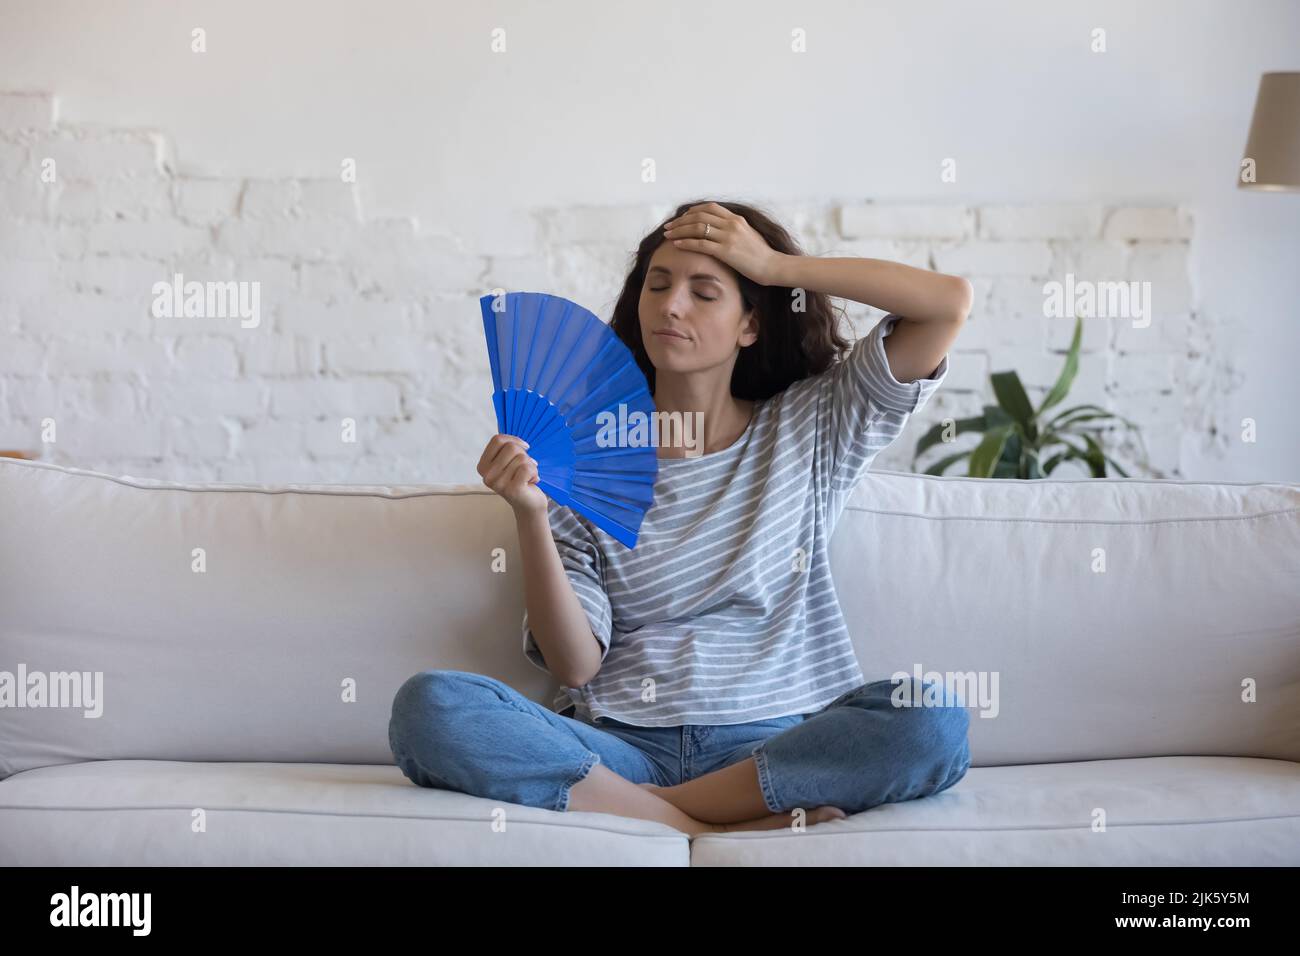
647, 265, 724, 287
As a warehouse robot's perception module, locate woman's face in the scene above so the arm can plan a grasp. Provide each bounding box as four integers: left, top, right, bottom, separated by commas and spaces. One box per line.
638, 242, 758, 376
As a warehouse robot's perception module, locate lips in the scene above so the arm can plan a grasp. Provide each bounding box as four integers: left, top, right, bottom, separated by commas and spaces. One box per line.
654, 329, 689, 340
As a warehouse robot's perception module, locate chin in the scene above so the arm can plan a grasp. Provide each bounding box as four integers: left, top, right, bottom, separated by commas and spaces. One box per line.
647, 346, 694, 368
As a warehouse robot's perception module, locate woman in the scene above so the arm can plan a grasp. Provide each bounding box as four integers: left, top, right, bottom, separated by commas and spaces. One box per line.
389, 199, 974, 837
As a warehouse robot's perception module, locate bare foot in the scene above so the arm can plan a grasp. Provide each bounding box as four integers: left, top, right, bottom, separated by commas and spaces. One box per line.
635, 782, 846, 838
713, 805, 847, 834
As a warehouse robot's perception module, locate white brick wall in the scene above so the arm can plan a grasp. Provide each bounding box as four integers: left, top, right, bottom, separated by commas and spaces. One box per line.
0, 90, 1217, 482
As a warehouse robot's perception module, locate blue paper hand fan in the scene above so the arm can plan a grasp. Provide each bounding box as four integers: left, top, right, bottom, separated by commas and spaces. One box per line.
480, 290, 658, 549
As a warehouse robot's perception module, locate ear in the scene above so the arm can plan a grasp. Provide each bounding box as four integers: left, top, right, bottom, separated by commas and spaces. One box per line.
739, 306, 760, 348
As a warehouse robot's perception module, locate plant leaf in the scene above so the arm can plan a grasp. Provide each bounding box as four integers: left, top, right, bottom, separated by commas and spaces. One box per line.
991, 371, 1035, 431
1048, 436, 1100, 475
968, 423, 1014, 477
984, 405, 1014, 428
911, 415, 987, 461
1042, 448, 1079, 473
1102, 454, 1131, 478
1023, 448, 1044, 479
1043, 403, 1114, 429
1049, 411, 1117, 431
1000, 430, 1022, 464
1078, 432, 1108, 477
1037, 315, 1083, 417
1044, 420, 1128, 450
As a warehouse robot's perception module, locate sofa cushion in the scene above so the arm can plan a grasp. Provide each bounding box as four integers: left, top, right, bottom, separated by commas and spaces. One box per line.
833, 472, 1300, 764
4, 755, 1294, 866
0, 759, 688, 865
690, 755, 1300, 865
0, 458, 549, 779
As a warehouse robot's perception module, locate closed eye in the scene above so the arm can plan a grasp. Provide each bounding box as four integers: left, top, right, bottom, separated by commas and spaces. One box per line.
648, 285, 716, 302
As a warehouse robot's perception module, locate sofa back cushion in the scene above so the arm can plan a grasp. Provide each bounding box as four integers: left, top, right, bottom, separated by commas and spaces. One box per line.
0, 460, 548, 779
832, 472, 1300, 765
1, 458, 1297, 779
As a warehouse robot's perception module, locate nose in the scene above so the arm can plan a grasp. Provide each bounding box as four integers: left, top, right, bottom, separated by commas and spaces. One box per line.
661, 282, 693, 319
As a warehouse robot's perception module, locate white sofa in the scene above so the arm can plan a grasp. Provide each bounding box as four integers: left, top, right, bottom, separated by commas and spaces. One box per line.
1, 456, 1297, 866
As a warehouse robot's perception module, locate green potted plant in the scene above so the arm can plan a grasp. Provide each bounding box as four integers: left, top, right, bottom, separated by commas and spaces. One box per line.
911, 315, 1163, 478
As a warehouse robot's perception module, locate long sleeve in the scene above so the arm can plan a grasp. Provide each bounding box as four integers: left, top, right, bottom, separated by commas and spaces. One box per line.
521, 503, 614, 677
823, 313, 949, 499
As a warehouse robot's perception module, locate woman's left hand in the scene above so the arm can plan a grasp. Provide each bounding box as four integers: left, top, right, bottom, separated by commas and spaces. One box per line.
663, 202, 787, 287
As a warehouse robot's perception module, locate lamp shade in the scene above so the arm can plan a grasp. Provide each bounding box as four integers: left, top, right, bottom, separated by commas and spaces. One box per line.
1239, 72, 1300, 191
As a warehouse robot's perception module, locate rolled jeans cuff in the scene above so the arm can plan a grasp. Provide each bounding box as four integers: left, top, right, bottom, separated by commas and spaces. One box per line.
750, 742, 782, 814
557, 751, 601, 812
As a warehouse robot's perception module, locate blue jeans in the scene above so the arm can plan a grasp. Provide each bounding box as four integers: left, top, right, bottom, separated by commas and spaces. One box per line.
388, 670, 971, 815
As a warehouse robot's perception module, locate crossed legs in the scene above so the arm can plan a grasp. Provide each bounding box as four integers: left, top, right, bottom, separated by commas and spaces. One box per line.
389, 672, 970, 839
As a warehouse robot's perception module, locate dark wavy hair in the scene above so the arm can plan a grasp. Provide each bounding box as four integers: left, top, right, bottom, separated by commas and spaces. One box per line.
608, 198, 852, 402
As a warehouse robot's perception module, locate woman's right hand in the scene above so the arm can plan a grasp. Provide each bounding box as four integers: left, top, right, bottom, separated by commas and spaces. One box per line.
477, 434, 546, 516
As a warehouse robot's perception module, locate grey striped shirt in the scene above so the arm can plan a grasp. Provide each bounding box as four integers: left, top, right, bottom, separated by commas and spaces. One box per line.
522, 314, 949, 727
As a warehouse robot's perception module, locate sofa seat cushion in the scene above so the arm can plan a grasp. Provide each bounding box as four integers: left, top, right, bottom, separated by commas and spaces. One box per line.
690, 755, 1300, 865
0, 759, 688, 866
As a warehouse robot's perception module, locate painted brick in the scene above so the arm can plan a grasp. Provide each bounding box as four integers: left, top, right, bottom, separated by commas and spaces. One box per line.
839, 204, 973, 240
175, 178, 243, 225
237, 335, 321, 376
53, 177, 172, 222
84, 221, 211, 259
4, 378, 137, 419
821, 238, 930, 269
268, 379, 402, 418
932, 241, 1053, 277
150, 381, 267, 419
296, 179, 363, 221
276, 299, 411, 334
236, 422, 307, 458
174, 336, 241, 378
1113, 311, 1193, 353
57, 420, 166, 459
167, 421, 233, 458
48, 335, 171, 375
324, 337, 441, 374
304, 418, 372, 457
33, 128, 167, 179
1102, 207, 1193, 240
20, 291, 153, 335
978, 205, 1104, 239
